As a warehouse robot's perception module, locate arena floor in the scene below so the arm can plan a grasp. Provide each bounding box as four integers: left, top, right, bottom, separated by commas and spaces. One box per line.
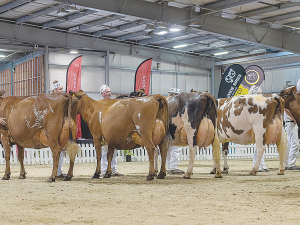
1, 158, 300, 225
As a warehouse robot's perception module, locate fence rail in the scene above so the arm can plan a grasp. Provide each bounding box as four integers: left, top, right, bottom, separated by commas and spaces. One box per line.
0, 143, 280, 165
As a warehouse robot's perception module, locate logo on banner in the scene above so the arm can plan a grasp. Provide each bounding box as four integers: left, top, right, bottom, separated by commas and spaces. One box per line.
218, 64, 246, 98
235, 65, 265, 96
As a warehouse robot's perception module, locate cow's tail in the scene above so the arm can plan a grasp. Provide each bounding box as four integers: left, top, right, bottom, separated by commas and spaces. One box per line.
153, 94, 169, 135
203, 94, 218, 127
65, 94, 81, 162
273, 95, 285, 121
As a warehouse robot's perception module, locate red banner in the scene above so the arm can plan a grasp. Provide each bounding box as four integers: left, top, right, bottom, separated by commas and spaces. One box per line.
135, 58, 152, 95
66, 55, 82, 139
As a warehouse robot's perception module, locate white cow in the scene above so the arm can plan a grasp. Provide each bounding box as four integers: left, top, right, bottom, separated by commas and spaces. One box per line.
211, 94, 286, 175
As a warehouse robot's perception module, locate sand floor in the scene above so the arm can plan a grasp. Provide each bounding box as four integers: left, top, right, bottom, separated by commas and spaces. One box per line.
1, 158, 300, 225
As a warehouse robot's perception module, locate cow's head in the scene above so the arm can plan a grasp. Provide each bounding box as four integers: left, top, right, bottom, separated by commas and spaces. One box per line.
279, 86, 296, 100
69, 89, 86, 100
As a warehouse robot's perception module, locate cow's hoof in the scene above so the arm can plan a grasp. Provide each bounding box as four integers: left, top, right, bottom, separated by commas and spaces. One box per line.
103, 173, 111, 178
2, 176, 10, 180
18, 174, 26, 179
63, 176, 73, 181
147, 175, 154, 180
47, 178, 56, 183
249, 170, 257, 176
210, 169, 216, 174
215, 173, 222, 178
277, 170, 285, 175
92, 174, 100, 179
222, 169, 229, 174
157, 172, 166, 179
183, 175, 191, 179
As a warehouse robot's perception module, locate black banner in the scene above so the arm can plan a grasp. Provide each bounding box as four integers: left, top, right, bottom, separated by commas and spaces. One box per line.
218, 64, 246, 98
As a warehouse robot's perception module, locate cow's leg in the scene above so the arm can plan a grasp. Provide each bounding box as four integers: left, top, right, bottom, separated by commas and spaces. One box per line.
154, 147, 158, 176
48, 145, 61, 182
276, 127, 287, 175
92, 138, 102, 178
212, 129, 222, 178
157, 140, 167, 179
17, 145, 26, 179
222, 142, 229, 174
143, 140, 156, 180
183, 146, 197, 179
2, 136, 11, 180
103, 146, 113, 178
250, 135, 264, 175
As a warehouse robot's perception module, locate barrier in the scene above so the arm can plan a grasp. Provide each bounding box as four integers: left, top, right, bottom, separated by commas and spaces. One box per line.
0, 143, 280, 165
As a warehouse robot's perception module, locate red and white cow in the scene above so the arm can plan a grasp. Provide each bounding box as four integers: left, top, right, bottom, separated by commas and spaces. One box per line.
212, 94, 286, 175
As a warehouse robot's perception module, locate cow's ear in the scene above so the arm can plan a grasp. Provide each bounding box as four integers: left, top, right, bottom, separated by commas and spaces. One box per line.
0, 90, 5, 96
69, 90, 75, 95
291, 86, 297, 93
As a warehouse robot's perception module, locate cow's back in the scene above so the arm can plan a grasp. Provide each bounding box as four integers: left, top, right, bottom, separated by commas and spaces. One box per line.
6, 94, 68, 148
217, 95, 283, 145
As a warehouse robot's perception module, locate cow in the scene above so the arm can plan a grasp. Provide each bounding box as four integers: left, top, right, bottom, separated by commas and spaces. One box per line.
211, 94, 286, 175
70, 89, 169, 180
279, 86, 300, 136
160, 91, 222, 179
0, 92, 80, 182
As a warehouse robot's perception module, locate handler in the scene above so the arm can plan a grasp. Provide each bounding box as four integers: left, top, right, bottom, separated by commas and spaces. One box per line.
100, 84, 124, 176
51, 80, 66, 178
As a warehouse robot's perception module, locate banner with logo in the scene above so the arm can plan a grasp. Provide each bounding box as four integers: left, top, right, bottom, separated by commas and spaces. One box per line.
135, 58, 152, 95
217, 64, 246, 98
234, 65, 265, 96
66, 55, 82, 139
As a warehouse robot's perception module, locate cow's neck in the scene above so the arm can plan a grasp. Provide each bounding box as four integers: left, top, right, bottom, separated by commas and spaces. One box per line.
78, 95, 95, 125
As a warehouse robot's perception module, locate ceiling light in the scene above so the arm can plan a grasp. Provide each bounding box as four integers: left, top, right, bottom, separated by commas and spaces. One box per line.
169, 25, 180, 32
156, 30, 168, 35
214, 51, 229, 56
0, 55, 5, 58
70, 50, 78, 54
173, 44, 187, 49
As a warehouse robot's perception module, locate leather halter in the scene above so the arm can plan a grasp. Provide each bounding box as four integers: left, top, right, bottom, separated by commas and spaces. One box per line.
77, 94, 87, 100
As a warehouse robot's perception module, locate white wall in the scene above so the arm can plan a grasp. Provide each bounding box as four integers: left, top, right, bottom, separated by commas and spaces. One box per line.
260, 68, 300, 94
48, 52, 211, 99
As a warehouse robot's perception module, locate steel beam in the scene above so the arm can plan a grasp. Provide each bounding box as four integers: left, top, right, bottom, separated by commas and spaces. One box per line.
16, 5, 59, 24
0, 20, 213, 68
43, 9, 96, 28
0, 0, 31, 14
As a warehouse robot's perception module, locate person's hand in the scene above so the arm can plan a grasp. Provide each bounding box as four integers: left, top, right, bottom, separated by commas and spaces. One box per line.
0, 118, 7, 126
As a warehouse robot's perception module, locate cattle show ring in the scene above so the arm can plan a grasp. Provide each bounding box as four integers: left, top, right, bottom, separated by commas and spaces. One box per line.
1, 1, 300, 224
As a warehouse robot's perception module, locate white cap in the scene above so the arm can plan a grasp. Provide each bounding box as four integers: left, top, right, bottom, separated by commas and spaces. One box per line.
100, 84, 109, 93
297, 79, 300, 92
51, 82, 63, 91
248, 85, 262, 95
168, 88, 180, 94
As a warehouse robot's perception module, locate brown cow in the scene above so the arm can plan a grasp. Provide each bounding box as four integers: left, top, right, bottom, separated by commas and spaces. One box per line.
161, 92, 222, 179
279, 86, 300, 136
0, 92, 80, 182
71, 89, 168, 180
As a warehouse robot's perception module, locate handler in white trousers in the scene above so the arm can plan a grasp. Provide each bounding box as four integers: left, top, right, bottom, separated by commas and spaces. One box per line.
249, 86, 269, 172
99, 84, 124, 176
166, 88, 184, 175
51, 80, 66, 178
284, 109, 300, 170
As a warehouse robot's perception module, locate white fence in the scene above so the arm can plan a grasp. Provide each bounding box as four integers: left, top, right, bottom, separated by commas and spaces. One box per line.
0, 143, 280, 165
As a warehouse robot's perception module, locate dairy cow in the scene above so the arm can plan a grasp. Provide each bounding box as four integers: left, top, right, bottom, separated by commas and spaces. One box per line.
211, 94, 286, 175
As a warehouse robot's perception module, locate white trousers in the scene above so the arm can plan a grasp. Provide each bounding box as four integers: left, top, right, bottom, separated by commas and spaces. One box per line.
285, 122, 299, 167
101, 145, 118, 174
253, 149, 267, 170
57, 151, 64, 176
166, 146, 181, 170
